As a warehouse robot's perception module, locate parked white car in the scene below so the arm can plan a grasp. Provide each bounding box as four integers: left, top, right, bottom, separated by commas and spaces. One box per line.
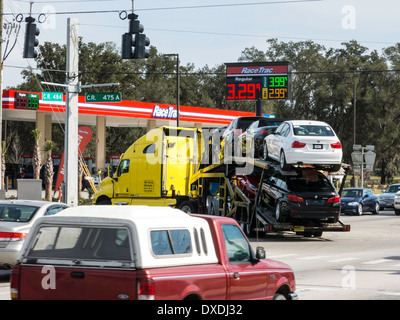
263, 120, 343, 171
392, 190, 400, 215
0, 200, 69, 269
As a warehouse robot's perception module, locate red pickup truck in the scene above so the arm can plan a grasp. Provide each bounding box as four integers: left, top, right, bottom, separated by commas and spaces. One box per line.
10, 206, 297, 300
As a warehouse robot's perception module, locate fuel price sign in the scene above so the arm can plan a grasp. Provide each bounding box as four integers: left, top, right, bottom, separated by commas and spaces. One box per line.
225, 62, 291, 101
14, 92, 40, 110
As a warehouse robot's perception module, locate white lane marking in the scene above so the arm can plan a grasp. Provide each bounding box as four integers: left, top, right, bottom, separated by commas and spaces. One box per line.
298, 256, 330, 260
327, 257, 359, 263
268, 254, 300, 259
362, 259, 394, 265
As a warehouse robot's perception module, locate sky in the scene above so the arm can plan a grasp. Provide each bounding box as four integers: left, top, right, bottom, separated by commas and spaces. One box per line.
2, 0, 400, 88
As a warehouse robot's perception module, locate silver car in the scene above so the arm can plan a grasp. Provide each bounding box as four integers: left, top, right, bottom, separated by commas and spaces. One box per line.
0, 200, 68, 269
378, 184, 400, 210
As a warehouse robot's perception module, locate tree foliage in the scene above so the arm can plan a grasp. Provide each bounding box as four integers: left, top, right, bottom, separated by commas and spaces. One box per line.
7, 38, 400, 183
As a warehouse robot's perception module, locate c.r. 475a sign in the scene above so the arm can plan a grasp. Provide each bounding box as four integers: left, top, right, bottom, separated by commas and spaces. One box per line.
85, 92, 122, 103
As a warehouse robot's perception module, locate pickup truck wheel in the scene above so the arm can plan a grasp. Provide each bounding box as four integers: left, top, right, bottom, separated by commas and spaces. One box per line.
273, 293, 287, 300
395, 208, 400, 216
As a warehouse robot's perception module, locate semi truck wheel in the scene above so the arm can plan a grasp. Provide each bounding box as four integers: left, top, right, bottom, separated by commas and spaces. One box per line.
178, 201, 196, 213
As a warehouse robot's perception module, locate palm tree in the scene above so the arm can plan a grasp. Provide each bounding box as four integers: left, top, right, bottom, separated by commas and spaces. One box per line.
43, 140, 56, 201
31, 129, 41, 180
1, 141, 8, 190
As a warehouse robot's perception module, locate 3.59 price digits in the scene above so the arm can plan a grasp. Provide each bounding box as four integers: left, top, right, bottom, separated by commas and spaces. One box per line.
226, 83, 261, 100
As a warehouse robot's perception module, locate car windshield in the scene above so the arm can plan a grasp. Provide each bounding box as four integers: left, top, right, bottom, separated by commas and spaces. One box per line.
258, 119, 283, 127
386, 185, 400, 193
0, 205, 39, 222
286, 170, 334, 192
342, 190, 362, 197
237, 118, 261, 130
293, 125, 335, 137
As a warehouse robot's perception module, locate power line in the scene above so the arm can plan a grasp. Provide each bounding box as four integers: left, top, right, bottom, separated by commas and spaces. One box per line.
5, 63, 400, 76
2, 0, 324, 16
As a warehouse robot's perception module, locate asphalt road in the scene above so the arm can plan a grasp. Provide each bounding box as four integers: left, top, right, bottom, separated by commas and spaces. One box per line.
249, 210, 400, 300
0, 210, 399, 300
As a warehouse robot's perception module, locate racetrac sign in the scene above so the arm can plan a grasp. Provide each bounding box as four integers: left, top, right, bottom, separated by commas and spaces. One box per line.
152, 105, 177, 119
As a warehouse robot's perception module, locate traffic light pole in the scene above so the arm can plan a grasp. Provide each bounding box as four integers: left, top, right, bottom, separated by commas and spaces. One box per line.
0, 0, 3, 191
65, 17, 79, 207
42, 18, 119, 206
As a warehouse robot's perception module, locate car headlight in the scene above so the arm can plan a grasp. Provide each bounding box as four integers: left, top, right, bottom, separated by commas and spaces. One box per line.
348, 202, 358, 206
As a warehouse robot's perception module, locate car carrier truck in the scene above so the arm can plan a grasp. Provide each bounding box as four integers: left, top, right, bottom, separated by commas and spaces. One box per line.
94, 126, 350, 237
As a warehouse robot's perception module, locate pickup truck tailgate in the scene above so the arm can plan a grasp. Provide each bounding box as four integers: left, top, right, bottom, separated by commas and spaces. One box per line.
17, 265, 137, 300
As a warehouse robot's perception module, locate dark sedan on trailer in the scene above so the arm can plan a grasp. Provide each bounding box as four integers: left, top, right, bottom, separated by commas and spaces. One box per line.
340, 188, 380, 215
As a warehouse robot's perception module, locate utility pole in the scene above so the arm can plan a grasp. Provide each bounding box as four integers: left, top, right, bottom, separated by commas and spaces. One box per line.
43, 18, 119, 206
65, 17, 79, 207
0, 0, 4, 192
42, 18, 80, 206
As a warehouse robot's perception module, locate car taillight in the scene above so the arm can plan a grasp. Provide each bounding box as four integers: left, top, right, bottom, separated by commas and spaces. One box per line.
261, 130, 269, 136
0, 232, 28, 242
288, 194, 305, 203
330, 142, 342, 149
292, 141, 306, 148
10, 264, 21, 300
328, 195, 341, 203
137, 278, 155, 300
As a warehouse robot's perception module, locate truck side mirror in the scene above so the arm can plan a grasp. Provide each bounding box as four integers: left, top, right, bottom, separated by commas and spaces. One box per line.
256, 246, 266, 259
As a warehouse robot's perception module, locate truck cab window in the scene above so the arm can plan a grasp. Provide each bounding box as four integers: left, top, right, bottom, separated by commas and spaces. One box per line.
222, 224, 251, 264
143, 144, 156, 154
117, 159, 130, 177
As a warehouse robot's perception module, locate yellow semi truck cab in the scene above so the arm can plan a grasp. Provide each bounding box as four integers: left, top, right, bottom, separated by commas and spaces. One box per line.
94, 126, 204, 210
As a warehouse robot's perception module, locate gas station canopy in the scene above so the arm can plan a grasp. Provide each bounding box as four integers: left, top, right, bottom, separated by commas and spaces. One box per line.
2, 90, 254, 128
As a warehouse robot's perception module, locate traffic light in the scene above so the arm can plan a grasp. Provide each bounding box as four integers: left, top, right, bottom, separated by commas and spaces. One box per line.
121, 13, 150, 59
23, 16, 40, 59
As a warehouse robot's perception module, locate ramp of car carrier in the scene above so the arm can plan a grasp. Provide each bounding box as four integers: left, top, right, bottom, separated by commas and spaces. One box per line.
255, 207, 351, 233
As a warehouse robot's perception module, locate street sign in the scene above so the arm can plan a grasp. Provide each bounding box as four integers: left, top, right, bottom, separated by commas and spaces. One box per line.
364, 150, 376, 172
85, 92, 122, 103
42, 92, 63, 102
351, 151, 363, 165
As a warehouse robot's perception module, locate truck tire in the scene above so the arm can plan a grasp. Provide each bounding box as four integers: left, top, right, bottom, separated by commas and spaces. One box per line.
273, 293, 287, 300
178, 201, 196, 213
395, 208, 400, 216
97, 198, 112, 205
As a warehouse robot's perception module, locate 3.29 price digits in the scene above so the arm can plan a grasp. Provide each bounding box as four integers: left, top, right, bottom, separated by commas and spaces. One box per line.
226, 83, 261, 100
